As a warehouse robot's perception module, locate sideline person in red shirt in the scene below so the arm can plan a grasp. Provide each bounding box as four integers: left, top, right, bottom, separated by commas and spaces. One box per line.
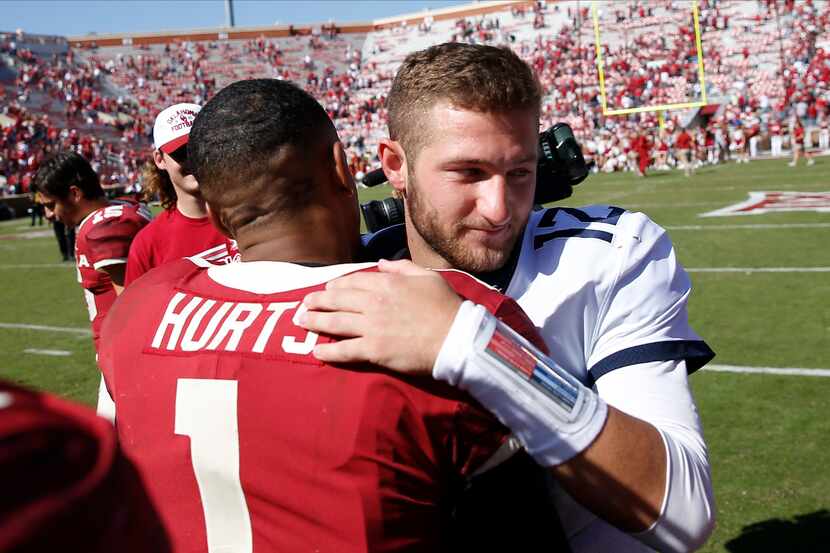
125, 103, 237, 287
675, 128, 694, 177
788, 117, 815, 167
632, 131, 652, 176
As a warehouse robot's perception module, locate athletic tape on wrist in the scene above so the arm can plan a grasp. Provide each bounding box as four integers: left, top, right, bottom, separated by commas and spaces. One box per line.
482, 318, 581, 419
434, 301, 608, 466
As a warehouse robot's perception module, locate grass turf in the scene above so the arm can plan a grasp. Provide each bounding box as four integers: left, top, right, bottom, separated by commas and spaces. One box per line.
0, 157, 828, 551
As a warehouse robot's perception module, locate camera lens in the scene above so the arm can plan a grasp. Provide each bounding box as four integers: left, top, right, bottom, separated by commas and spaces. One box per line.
360, 197, 404, 233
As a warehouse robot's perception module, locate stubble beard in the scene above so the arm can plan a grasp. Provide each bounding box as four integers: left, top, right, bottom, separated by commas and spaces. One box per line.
406, 173, 522, 274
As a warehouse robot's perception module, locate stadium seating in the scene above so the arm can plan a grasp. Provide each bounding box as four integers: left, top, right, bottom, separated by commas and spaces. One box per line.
2, 0, 829, 196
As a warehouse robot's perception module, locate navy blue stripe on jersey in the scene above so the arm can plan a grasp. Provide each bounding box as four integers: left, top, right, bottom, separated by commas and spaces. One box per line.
534, 228, 613, 250
538, 206, 625, 228
587, 340, 716, 386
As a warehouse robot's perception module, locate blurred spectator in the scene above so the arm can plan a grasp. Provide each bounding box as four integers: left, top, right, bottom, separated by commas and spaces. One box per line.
788, 117, 815, 166
49, 217, 74, 262
675, 128, 694, 176
29, 200, 43, 225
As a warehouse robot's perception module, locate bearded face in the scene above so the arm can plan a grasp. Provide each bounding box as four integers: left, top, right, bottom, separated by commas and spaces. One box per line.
400, 104, 538, 273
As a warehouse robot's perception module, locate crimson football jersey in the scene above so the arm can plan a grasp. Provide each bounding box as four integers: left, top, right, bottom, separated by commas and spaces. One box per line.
124, 208, 239, 287
98, 259, 545, 553
0, 381, 170, 553
74, 199, 151, 351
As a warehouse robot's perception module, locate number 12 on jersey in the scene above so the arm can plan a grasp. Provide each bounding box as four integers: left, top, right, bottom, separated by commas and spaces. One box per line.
175, 379, 253, 553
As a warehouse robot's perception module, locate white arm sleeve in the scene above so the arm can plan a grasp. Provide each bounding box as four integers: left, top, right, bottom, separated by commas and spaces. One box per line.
596, 359, 715, 553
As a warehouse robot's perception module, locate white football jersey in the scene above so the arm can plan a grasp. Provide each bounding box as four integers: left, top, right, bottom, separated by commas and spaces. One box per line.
365, 206, 715, 552
502, 205, 713, 387
495, 205, 714, 552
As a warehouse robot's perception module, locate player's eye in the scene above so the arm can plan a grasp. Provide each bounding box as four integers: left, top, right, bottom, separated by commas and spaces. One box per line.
456, 168, 485, 179
508, 168, 533, 178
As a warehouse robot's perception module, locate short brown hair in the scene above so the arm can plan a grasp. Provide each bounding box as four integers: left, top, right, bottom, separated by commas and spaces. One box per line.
141, 161, 177, 210
387, 42, 542, 158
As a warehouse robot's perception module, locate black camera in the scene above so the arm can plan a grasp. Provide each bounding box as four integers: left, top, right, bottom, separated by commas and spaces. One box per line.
360, 196, 405, 236
359, 123, 589, 233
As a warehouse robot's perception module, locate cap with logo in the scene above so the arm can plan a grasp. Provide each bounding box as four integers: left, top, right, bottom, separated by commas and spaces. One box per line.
153, 103, 201, 154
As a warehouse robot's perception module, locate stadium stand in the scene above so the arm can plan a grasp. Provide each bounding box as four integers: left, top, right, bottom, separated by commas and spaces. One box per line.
2, 0, 829, 200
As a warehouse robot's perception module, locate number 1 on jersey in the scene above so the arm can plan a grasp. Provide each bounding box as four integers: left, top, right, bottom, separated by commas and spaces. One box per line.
175, 379, 253, 553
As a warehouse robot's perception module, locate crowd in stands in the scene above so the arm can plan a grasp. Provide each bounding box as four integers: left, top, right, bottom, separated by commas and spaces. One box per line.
2, 0, 830, 197
0, 32, 145, 195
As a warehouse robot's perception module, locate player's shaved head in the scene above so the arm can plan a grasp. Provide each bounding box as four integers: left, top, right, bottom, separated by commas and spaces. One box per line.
188, 78, 339, 235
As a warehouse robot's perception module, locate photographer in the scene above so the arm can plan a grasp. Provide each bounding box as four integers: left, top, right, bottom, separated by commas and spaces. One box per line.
300, 43, 716, 553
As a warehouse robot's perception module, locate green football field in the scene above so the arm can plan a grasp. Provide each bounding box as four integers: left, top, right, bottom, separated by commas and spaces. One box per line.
1, 157, 828, 551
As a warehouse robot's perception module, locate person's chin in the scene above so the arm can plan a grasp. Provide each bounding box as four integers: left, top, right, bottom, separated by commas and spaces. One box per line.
457, 238, 512, 271
181, 179, 201, 195
464, 247, 509, 273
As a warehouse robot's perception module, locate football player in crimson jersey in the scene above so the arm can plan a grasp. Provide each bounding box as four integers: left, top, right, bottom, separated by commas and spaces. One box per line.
300, 43, 716, 553
32, 152, 150, 419
125, 103, 239, 287
0, 380, 170, 553
98, 79, 568, 553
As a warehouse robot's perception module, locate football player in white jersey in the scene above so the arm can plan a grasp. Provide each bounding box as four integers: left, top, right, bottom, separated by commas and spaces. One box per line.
300, 43, 716, 553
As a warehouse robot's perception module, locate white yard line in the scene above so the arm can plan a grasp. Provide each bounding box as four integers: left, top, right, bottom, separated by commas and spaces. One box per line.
686, 267, 830, 273
666, 223, 830, 230
0, 322, 91, 335
0, 221, 35, 230
0, 264, 73, 270
621, 201, 726, 209
23, 348, 72, 357
0, 230, 53, 239
704, 364, 830, 377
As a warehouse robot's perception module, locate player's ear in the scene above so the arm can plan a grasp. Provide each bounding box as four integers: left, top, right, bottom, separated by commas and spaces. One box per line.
206, 203, 233, 239
152, 149, 166, 170
331, 141, 355, 197
68, 185, 83, 204
379, 139, 407, 197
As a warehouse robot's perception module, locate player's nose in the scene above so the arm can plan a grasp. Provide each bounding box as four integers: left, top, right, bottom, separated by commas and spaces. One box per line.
477, 176, 511, 227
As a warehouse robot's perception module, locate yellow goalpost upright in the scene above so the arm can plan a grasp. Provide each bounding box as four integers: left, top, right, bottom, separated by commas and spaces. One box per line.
591, 0, 708, 117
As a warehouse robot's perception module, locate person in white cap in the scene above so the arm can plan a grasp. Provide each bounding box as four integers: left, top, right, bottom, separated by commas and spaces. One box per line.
125, 103, 238, 286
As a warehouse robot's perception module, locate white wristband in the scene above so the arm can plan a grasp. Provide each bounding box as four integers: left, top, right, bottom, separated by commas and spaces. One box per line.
434, 301, 608, 466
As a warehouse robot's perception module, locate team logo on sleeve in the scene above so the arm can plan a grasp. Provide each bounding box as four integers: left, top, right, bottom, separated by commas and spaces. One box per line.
701, 191, 830, 217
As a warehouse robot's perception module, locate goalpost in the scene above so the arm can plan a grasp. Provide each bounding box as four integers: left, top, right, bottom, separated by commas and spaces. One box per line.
591, 0, 708, 121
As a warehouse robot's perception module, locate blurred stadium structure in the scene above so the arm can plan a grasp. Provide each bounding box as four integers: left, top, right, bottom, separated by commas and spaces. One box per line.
1, 0, 829, 214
